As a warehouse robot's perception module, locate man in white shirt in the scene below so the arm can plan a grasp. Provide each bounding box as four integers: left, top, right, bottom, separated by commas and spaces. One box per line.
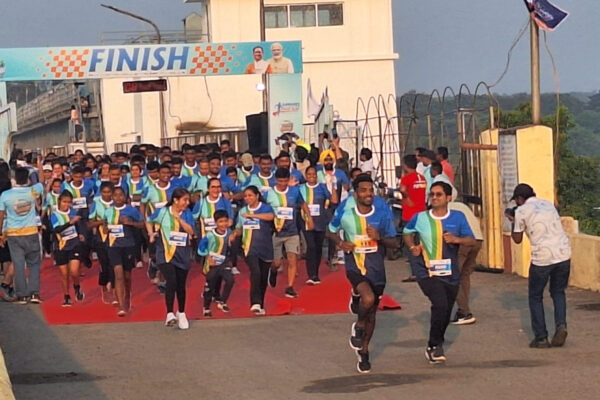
430, 162, 457, 201
267, 42, 294, 74
507, 183, 571, 349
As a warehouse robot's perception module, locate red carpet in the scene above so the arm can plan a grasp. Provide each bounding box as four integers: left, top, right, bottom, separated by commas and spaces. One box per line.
39, 258, 401, 325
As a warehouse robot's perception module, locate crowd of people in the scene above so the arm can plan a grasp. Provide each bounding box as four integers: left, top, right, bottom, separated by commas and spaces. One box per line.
0, 138, 572, 374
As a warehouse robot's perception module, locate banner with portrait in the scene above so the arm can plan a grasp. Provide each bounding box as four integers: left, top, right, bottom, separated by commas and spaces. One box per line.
267, 74, 304, 157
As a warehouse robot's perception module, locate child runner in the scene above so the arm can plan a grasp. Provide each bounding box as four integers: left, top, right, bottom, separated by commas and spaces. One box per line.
88, 182, 116, 305
230, 186, 274, 315
103, 187, 145, 317
197, 210, 234, 316
50, 191, 86, 307
147, 188, 196, 329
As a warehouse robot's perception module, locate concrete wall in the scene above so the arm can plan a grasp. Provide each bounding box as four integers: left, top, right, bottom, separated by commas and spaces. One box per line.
567, 233, 600, 292
0, 348, 15, 400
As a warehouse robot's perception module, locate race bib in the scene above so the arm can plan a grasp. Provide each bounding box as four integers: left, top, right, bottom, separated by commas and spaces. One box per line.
210, 252, 226, 265
155, 201, 167, 209
243, 218, 260, 230
354, 234, 378, 254
260, 186, 270, 193
428, 259, 452, 277
35, 216, 42, 227
73, 197, 87, 209
308, 204, 320, 217
131, 201, 141, 207
108, 224, 124, 239
168, 231, 188, 247
276, 207, 294, 220
203, 217, 216, 232
61, 225, 78, 241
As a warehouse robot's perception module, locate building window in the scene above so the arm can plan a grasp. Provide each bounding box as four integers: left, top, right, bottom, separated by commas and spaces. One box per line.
317, 4, 343, 26
265, 6, 288, 29
290, 5, 316, 27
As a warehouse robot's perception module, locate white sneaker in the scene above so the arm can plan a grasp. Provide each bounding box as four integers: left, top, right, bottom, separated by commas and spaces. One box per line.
165, 312, 177, 326
250, 304, 261, 314
91, 252, 98, 261
231, 267, 240, 275
176, 312, 189, 330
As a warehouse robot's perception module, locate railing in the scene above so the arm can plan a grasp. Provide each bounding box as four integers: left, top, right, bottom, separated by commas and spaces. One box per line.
160, 130, 248, 152
17, 84, 77, 131
42, 146, 67, 157
114, 142, 137, 154
100, 30, 208, 45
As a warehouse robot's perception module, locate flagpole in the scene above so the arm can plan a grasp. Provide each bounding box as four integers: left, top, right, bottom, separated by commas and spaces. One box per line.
530, 12, 541, 124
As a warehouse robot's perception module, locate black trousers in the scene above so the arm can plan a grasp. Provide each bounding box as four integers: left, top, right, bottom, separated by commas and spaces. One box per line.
96, 242, 114, 287
305, 230, 326, 279
417, 277, 459, 347
203, 265, 235, 308
229, 235, 242, 268
246, 255, 271, 308
41, 215, 53, 255
158, 263, 189, 313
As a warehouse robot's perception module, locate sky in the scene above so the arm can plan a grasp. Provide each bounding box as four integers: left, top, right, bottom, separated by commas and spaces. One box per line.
0, 0, 597, 95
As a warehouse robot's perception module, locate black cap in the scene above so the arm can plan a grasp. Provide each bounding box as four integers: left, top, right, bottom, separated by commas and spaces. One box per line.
511, 183, 536, 201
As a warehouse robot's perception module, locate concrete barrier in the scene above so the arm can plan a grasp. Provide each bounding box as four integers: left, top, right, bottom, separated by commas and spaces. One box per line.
567, 233, 600, 292
0, 347, 16, 400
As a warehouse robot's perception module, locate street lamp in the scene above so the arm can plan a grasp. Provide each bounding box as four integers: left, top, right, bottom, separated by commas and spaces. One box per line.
101, 4, 167, 139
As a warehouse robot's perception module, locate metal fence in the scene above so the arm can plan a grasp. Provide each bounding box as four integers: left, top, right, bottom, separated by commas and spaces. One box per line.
160, 130, 248, 152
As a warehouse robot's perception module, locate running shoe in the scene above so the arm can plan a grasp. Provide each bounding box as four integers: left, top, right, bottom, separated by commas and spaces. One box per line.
29, 293, 42, 304
425, 345, 446, 364
176, 312, 189, 330
0, 285, 14, 302
250, 304, 262, 314
231, 267, 241, 275
529, 338, 551, 349
15, 297, 29, 305
117, 309, 127, 317
268, 268, 278, 288
313, 277, 321, 285
75, 288, 85, 302
217, 302, 231, 313
203, 308, 212, 318
349, 322, 365, 351
165, 312, 178, 326
62, 295, 73, 307
356, 351, 371, 374
450, 312, 476, 325
306, 278, 317, 285
551, 325, 568, 347
157, 282, 167, 294
349, 290, 360, 315
284, 286, 298, 298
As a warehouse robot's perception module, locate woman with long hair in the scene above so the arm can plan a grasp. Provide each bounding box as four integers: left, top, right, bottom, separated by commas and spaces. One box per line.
230, 185, 274, 315
147, 188, 196, 329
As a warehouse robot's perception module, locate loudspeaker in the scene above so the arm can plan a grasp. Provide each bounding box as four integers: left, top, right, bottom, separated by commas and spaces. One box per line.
246, 112, 268, 154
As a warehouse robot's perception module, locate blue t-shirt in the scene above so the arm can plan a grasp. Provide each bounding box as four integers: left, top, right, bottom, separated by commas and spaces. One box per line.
148, 206, 196, 270
299, 183, 331, 232
50, 207, 82, 251
170, 175, 193, 191
0, 183, 44, 236
242, 172, 276, 195
192, 195, 234, 237
235, 202, 274, 261
61, 179, 96, 219
403, 210, 474, 285
329, 204, 396, 287
103, 205, 143, 248
197, 228, 230, 273
266, 186, 304, 237
89, 197, 113, 245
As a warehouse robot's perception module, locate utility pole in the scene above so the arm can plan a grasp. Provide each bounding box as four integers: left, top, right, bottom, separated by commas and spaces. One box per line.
259, 0, 268, 112
101, 4, 167, 140
529, 13, 541, 124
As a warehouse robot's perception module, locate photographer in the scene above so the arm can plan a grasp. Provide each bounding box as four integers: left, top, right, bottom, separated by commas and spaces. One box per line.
506, 184, 571, 349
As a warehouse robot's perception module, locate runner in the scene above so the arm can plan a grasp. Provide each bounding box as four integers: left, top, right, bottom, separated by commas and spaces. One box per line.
147, 188, 196, 329
50, 191, 86, 307
403, 182, 475, 364
230, 185, 274, 315
103, 187, 145, 317
192, 178, 234, 237
243, 154, 276, 195
197, 209, 235, 316
327, 174, 397, 374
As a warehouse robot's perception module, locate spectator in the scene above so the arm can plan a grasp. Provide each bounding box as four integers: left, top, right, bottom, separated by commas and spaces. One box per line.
359, 148, 375, 179
430, 162, 457, 201
437, 146, 454, 184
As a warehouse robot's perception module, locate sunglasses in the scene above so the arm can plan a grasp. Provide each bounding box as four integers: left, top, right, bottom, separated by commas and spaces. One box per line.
429, 192, 445, 198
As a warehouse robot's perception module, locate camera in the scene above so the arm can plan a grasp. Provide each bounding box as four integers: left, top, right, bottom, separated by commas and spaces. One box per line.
504, 206, 518, 218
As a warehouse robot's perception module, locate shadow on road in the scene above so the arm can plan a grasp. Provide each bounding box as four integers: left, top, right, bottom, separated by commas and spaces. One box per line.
301, 373, 433, 394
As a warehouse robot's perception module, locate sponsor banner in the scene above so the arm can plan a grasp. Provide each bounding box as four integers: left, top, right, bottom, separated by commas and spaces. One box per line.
0, 41, 302, 81
268, 74, 303, 156
524, 0, 569, 31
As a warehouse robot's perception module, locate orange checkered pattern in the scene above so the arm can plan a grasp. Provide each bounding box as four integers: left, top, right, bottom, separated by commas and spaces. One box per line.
41, 49, 90, 79
189, 44, 238, 75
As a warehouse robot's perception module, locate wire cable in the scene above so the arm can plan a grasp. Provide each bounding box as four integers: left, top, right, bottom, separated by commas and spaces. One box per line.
488, 17, 531, 88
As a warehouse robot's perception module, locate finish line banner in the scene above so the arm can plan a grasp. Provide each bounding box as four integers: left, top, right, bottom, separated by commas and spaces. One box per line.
0, 41, 302, 81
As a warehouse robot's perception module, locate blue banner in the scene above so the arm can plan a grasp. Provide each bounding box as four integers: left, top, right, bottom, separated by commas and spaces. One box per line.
524, 0, 569, 31
268, 74, 304, 156
0, 41, 302, 81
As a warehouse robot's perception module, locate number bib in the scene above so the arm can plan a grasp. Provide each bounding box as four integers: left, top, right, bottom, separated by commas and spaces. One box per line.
260, 186, 270, 194
428, 259, 452, 277
61, 225, 78, 241
354, 234, 378, 254
203, 218, 216, 232
308, 204, 320, 216
243, 219, 260, 230
168, 231, 188, 247
35, 216, 42, 227
155, 201, 167, 210
73, 197, 87, 209
108, 224, 124, 239
210, 252, 226, 265
276, 207, 294, 220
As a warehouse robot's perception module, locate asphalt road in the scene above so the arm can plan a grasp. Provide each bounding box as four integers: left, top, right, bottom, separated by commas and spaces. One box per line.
1, 260, 600, 400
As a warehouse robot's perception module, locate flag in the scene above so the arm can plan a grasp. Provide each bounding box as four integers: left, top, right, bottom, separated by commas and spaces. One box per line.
524, 0, 569, 31
306, 78, 321, 118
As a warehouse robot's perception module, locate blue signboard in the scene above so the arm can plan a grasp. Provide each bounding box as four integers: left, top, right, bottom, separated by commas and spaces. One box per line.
0, 41, 302, 81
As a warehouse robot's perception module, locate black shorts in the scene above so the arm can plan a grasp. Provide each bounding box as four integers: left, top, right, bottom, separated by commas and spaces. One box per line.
346, 270, 385, 304
108, 246, 137, 271
0, 244, 11, 263
54, 245, 83, 266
